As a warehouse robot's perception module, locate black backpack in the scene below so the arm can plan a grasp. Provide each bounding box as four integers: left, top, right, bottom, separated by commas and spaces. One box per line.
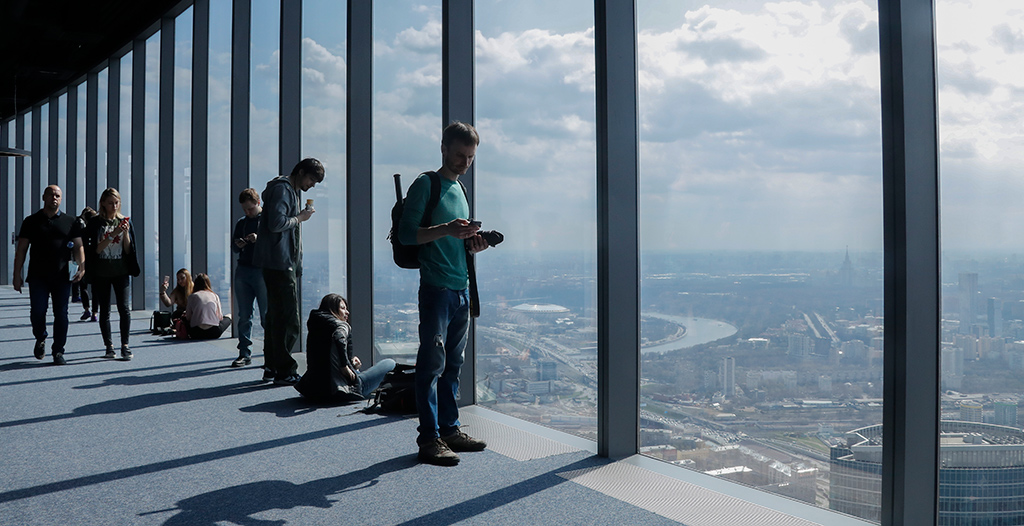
389, 172, 442, 269
363, 363, 417, 414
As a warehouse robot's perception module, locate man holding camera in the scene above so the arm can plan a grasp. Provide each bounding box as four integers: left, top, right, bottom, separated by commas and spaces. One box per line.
399, 122, 490, 466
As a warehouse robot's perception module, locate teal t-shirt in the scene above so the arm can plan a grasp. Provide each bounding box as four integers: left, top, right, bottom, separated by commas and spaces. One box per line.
398, 172, 470, 290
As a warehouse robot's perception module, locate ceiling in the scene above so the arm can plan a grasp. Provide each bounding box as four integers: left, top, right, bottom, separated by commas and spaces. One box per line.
0, 0, 182, 121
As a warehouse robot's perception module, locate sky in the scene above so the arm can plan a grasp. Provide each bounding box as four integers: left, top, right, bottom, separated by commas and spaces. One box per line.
11, 0, 1023, 261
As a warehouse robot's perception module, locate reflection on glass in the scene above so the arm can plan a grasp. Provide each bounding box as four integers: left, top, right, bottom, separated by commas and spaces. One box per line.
937, 3, 1024, 524
372, 0, 442, 364
474, 0, 598, 440
301, 0, 347, 317
638, 0, 883, 519
209, 0, 233, 316
250, 0, 280, 184
174, 8, 193, 272
145, 31, 162, 310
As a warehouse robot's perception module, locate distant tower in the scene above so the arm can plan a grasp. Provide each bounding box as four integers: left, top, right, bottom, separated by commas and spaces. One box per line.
721, 357, 736, 397
538, 361, 557, 381
839, 246, 854, 286
988, 298, 1003, 338
958, 273, 979, 334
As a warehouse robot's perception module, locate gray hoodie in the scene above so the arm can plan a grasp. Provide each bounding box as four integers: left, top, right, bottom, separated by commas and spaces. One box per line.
253, 176, 302, 273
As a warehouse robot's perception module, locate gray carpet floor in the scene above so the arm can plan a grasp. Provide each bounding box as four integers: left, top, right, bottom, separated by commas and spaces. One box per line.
0, 286, 684, 526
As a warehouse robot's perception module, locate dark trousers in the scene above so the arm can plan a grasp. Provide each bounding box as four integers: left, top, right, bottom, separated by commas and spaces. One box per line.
188, 317, 232, 340
28, 275, 72, 355
92, 274, 131, 348
71, 280, 91, 310
262, 268, 299, 378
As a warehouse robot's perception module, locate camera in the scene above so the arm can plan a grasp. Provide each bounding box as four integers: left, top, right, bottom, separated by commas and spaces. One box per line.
466, 230, 504, 249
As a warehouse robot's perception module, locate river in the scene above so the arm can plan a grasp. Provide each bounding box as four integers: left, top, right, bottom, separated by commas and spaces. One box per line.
642, 313, 738, 354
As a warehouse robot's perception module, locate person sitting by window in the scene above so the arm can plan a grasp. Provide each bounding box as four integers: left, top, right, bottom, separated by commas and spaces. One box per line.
181, 273, 231, 340
296, 293, 396, 403
160, 268, 192, 321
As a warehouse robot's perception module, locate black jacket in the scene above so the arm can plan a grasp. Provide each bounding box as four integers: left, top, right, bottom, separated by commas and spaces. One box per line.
295, 310, 361, 401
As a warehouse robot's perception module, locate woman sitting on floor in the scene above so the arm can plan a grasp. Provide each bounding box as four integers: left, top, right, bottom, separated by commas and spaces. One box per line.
181, 273, 231, 340
160, 268, 193, 321
296, 293, 396, 403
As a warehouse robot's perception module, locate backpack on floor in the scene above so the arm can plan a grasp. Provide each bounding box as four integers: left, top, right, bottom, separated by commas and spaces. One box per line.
363, 363, 417, 414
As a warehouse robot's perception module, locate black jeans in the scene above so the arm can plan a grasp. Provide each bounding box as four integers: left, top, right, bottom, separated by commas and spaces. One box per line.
262, 268, 299, 378
188, 317, 232, 340
91, 274, 131, 348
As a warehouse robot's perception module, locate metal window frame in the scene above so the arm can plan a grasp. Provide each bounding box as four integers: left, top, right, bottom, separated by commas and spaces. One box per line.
31, 106, 42, 200
192, 0, 210, 275
66, 84, 79, 216
131, 37, 148, 310
1, 121, 8, 284
107, 60, 120, 190
48, 96, 59, 186
159, 16, 176, 286
86, 71, 99, 208
279, 0, 301, 173
346, 0, 373, 363
229, 0, 252, 336
15, 112, 26, 236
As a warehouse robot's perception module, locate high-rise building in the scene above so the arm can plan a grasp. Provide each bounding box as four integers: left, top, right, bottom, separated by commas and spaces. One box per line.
988, 297, 1004, 338
959, 401, 983, 423
721, 357, 736, 398
538, 361, 557, 381
959, 272, 979, 334
995, 401, 1018, 428
832, 422, 1024, 524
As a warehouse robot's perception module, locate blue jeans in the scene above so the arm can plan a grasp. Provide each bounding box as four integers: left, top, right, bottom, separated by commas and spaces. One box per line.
234, 264, 267, 358
357, 358, 397, 398
415, 285, 470, 445
29, 275, 72, 355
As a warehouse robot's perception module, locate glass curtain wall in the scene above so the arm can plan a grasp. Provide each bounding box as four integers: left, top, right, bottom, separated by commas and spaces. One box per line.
174, 8, 194, 271
97, 68, 108, 194
474, 0, 599, 440
301, 0, 347, 307
372, 0, 442, 364
936, 3, 1024, 525
637, 0, 884, 517
119, 54, 133, 217
208, 0, 233, 315
145, 31, 162, 310
57, 94, 67, 190
250, 0, 280, 184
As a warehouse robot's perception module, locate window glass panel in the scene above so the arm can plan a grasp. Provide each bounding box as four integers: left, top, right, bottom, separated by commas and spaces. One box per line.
57, 94, 67, 191
145, 31, 162, 310
175, 8, 193, 271
638, 1, 884, 519
301, 0, 347, 311
209, 0, 233, 315
937, 3, 1024, 525
372, 0, 442, 364
119, 53, 133, 217
251, 0, 280, 184
475, 0, 598, 440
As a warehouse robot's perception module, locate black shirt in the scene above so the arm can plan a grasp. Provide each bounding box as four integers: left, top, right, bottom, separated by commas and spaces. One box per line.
232, 214, 261, 268
18, 210, 80, 282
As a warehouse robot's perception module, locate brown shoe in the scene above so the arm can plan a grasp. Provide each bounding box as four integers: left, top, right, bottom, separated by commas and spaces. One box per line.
440, 429, 487, 452
418, 438, 460, 466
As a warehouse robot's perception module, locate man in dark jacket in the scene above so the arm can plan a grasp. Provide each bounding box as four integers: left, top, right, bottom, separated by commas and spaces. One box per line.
230, 188, 268, 368
13, 185, 86, 365
253, 158, 324, 385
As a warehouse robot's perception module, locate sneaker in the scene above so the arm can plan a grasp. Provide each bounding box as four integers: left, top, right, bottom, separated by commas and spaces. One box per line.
262, 368, 275, 382
72, 296, 81, 302
121, 346, 133, 361
440, 429, 487, 452
80, 310, 91, 321
33, 340, 46, 360
103, 348, 116, 359
231, 356, 252, 368
90, 314, 97, 322
53, 353, 67, 366
418, 438, 460, 466
273, 374, 300, 386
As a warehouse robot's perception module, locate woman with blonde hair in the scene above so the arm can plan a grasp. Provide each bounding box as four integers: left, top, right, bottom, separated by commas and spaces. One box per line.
160, 268, 193, 320
84, 188, 139, 360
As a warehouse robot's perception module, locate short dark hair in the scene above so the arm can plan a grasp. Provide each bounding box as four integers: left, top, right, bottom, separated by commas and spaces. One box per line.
239, 188, 260, 204
290, 158, 325, 182
442, 121, 479, 149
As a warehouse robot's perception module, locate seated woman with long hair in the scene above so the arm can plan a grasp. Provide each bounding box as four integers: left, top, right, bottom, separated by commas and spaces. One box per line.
296, 293, 396, 403
160, 268, 193, 320
181, 273, 231, 340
